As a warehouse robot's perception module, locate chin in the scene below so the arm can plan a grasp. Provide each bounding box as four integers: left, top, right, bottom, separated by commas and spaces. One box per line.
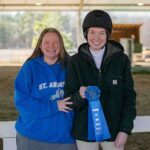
96, 44, 105, 49
46, 54, 58, 59
50, 56, 58, 60
93, 47, 102, 50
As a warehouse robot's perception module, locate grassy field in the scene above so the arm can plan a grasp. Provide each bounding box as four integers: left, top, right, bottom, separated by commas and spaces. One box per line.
0, 66, 150, 150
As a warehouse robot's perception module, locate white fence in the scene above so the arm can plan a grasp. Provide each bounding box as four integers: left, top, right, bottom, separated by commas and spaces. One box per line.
0, 116, 150, 150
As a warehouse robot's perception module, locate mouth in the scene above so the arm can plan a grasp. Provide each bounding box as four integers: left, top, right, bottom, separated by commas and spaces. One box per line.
93, 42, 101, 46
92, 39, 102, 45
46, 49, 56, 53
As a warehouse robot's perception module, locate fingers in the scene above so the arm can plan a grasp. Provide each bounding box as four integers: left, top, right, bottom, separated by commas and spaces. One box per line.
114, 132, 128, 148
57, 97, 73, 113
79, 86, 87, 99
61, 106, 73, 113
63, 97, 71, 102
61, 97, 73, 105
114, 139, 123, 148
59, 105, 73, 113
64, 101, 73, 105
114, 137, 120, 148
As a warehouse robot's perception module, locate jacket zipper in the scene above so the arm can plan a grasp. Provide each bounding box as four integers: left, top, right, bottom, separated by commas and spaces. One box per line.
99, 58, 111, 84
98, 69, 102, 83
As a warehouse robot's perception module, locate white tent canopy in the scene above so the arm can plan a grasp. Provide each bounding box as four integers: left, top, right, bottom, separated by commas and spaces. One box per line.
0, 0, 150, 11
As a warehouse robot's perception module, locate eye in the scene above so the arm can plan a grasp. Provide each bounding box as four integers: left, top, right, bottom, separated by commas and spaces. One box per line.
54, 41, 60, 47
100, 32, 106, 35
89, 30, 95, 34
43, 41, 49, 44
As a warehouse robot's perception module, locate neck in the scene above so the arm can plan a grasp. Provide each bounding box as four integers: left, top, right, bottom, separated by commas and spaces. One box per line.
89, 46, 105, 52
44, 56, 58, 65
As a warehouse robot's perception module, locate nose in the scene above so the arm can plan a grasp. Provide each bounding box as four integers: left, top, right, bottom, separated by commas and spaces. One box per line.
94, 33, 100, 40
47, 42, 55, 49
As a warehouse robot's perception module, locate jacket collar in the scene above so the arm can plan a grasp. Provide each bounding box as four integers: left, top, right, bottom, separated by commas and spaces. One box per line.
78, 40, 124, 62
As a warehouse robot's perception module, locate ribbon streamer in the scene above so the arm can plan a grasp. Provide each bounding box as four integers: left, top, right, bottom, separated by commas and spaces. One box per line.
85, 86, 111, 141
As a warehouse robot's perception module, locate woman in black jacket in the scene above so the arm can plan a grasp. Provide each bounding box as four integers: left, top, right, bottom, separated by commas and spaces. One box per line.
64, 10, 136, 150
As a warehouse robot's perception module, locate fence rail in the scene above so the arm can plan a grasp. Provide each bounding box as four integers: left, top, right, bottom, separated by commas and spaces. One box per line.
0, 116, 150, 150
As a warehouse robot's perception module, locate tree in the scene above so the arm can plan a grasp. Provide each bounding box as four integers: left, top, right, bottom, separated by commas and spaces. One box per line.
32, 11, 74, 50
0, 15, 14, 48
0, 11, 76, 50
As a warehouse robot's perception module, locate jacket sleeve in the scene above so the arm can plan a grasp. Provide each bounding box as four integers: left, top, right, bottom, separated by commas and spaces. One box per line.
119, 56, 136, 134
64, 58, 88, 110
14, 63, 59, 120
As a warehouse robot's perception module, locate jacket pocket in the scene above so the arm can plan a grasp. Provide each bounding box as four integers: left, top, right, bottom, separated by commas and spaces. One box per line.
106, 76, 123, 103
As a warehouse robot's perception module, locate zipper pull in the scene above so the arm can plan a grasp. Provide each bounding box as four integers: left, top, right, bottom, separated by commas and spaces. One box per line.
99, 69, 101, 75
99, 69, 101, 80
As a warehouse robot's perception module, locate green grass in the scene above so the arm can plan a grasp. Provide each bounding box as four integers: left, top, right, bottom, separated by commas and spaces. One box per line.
132, 66, 150, 74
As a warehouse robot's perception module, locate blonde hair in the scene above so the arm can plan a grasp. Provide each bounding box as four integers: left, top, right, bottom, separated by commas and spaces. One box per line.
27, 28, 66, 66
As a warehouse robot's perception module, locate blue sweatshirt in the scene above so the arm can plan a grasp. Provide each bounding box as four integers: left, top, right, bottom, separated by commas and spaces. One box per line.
14, 56, 75, 143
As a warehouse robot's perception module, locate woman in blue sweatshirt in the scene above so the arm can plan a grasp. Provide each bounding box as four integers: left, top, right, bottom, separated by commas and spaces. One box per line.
14, 28, 77, 150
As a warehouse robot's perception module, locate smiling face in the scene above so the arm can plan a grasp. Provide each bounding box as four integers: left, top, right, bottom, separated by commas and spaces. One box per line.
40, 32, 61, 63
87, 27, 107, 51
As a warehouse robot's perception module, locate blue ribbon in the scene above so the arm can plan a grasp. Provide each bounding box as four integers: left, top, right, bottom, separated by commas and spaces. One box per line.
85, 86, 111, 141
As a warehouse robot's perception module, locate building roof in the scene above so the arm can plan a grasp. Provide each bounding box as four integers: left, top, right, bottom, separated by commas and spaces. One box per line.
113, 24, 142, 30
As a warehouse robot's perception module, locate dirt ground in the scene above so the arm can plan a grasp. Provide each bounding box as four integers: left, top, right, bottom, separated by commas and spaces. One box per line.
0, 66, 150, 150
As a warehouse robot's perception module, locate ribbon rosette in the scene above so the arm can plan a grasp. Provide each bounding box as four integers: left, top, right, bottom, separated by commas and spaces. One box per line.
85, 86, 111, 141
85, 86, 100, 101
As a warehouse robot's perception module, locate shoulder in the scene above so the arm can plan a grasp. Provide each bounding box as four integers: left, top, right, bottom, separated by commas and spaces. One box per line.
107, 40, 130, 61
71, 53, 80, 59
63, 52, 71, 66
108, 40, 124, 50
23, 59, 34, 69
20, 57, 38, 73
69, 53, 82, 64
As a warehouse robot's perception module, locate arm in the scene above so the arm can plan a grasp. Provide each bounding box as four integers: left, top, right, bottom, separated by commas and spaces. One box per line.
115, 56, 136, 148
119, 56, 136, 134
14, 63, 59, 120
64, 58, 88, 110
